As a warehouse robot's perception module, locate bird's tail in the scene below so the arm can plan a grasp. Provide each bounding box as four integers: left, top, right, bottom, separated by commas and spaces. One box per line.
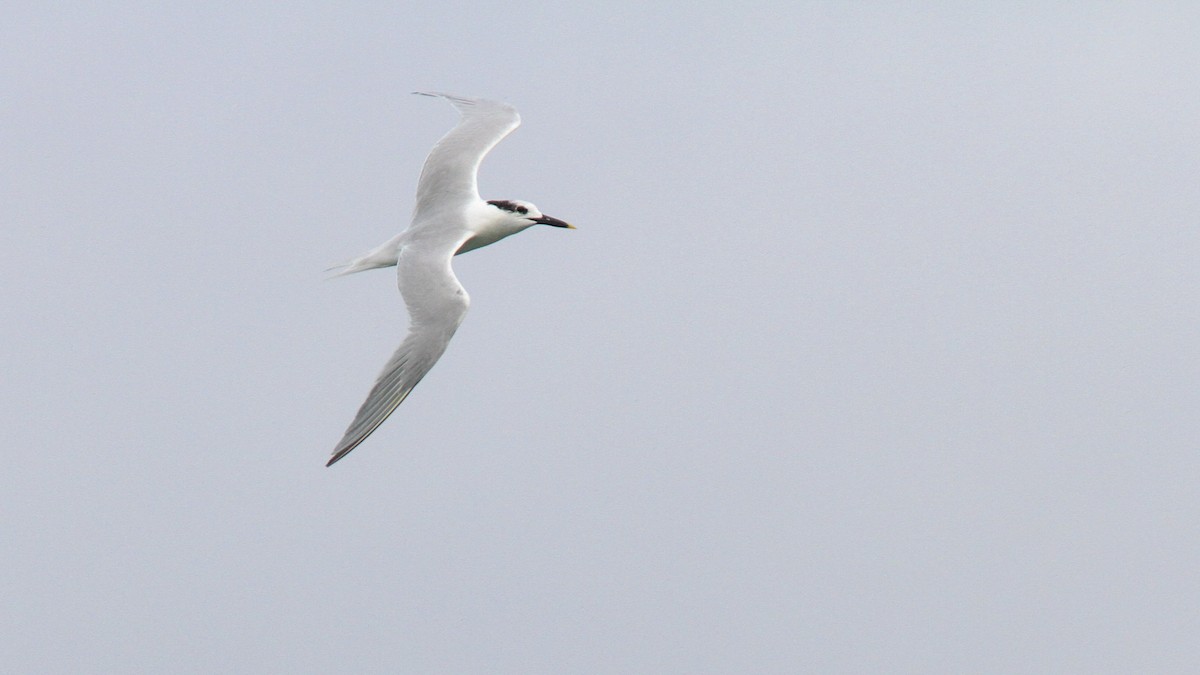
325, 234, 404, 278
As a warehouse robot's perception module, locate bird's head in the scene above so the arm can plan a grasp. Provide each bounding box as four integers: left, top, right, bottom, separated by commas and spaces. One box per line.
487, 199, 575, 230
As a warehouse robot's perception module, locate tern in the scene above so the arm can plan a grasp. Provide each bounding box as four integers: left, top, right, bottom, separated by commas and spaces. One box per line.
324, 92, 574, 466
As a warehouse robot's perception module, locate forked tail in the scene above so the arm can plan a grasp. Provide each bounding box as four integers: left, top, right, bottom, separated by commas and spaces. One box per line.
325, 233, 404, 278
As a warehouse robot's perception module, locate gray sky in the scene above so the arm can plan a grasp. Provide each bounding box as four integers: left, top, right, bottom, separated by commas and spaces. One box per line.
3, 3, 1198, 673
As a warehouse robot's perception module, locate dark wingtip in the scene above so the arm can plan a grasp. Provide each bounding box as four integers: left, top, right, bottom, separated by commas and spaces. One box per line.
325, 435, 367, 467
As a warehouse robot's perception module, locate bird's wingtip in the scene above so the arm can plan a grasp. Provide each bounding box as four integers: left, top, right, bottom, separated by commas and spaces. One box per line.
326, 435, 366, 467
412, 91, 483, 110
413, 90, 460, 101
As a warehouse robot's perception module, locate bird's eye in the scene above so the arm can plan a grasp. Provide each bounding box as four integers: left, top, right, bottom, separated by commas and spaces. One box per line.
517, 206, 528, 214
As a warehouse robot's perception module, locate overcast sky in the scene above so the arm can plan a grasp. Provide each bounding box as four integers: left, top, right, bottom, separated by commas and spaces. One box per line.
3, 3, 1198, 673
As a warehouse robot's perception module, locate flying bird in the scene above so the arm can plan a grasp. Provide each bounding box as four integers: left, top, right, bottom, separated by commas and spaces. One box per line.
325, 92, 574, 466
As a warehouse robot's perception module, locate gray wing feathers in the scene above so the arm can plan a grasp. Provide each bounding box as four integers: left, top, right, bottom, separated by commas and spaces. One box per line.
327, 234, 471, 466
411, 92, 520, 216
325, 326, 453, 466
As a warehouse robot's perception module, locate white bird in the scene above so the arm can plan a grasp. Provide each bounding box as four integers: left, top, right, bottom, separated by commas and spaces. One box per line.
325, 92, 574, 466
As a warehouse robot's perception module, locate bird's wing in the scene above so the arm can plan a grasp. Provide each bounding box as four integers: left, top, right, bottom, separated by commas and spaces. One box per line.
411, 92, 521, 218
327, 230, 472, 466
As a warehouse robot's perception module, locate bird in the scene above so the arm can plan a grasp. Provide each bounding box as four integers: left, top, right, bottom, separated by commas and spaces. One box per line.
324, 92, 574, 466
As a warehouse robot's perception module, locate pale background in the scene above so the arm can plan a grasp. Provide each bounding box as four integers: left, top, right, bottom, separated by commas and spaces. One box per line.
3, 3, 1197, 673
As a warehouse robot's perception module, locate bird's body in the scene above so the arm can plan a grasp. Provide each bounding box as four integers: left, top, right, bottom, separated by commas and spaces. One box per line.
325, 92, 573, 466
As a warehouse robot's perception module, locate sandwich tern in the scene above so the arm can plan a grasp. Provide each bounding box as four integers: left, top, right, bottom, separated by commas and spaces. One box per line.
325, 92, 573, 466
